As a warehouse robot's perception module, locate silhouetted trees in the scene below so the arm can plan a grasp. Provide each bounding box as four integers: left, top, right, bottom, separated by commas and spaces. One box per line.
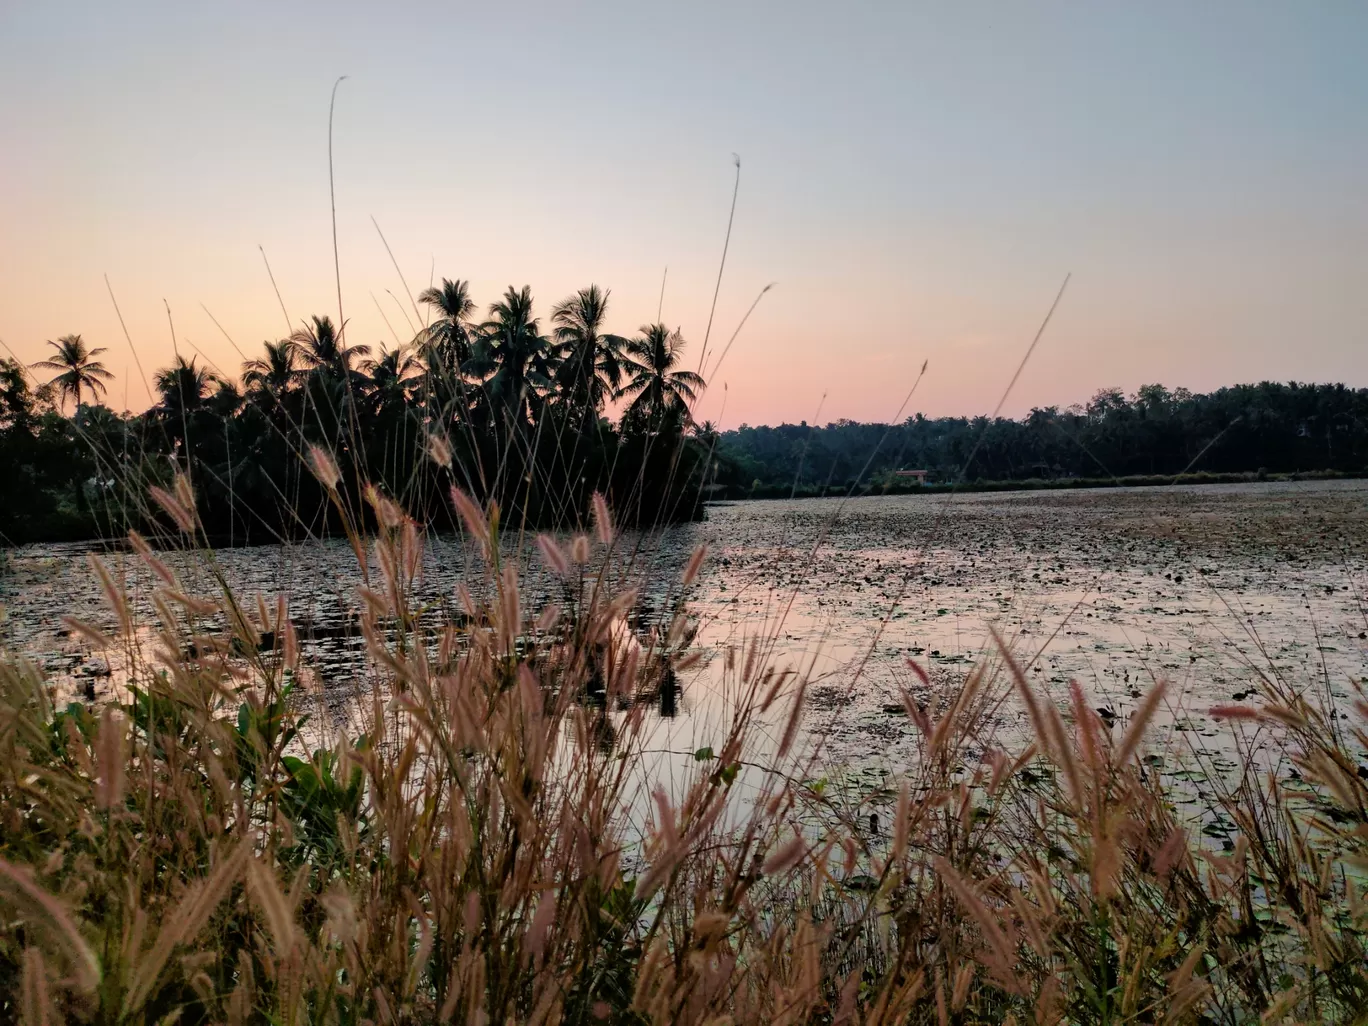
0, 282, 713, 545
619, 324, 705, 436
716, 383, 1368, 496
8, 303, 1367, 547
31, 335, 113, 412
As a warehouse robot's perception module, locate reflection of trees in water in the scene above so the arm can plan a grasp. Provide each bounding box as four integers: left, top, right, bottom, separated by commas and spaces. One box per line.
659, 672, 679, 718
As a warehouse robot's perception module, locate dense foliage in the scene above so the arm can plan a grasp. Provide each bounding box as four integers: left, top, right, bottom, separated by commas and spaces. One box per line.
0, 283, 715, 545
718, 383, 1368, 496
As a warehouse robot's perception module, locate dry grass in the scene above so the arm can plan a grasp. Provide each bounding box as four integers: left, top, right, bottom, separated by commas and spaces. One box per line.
1, 468, 1367, 1025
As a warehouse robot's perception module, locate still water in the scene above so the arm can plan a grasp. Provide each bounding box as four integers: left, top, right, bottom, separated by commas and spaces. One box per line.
3, 480, 1366, 784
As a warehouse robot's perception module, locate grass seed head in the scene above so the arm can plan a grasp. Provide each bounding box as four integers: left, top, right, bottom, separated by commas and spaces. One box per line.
591, 491, 613, 544
306, 445, 341, 491
426, 431, 452, 469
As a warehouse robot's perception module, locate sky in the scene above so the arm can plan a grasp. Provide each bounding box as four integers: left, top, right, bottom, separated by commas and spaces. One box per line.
2, 1, 1365, 427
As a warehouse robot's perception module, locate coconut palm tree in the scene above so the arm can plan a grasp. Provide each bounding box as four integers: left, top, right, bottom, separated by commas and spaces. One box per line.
289, 315, 370, 381
470, 286, 554, 428
243, 340, 303, 429
154, 356, 219, 451
619, 324, 705, 434
243, 340, 299, 404
154, 356, 217, 416
208, 380, 243, 420
550, 285, 625, 421
32, 334, 113, 411
289, 315, 372, 445
415, 279, 478, 429
693, 420, 721, 449
360, 345, 419, 420
416, 278, 476, 369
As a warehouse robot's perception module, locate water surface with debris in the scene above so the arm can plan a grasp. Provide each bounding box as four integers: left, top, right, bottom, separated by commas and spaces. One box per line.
4, 481, 1366, 813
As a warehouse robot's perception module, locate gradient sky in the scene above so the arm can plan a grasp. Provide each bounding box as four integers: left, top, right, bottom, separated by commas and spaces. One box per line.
2, 2, 1365, 426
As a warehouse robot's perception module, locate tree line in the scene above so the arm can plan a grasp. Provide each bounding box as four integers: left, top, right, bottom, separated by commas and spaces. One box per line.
715, 382, 1368, 497
0, 281, 714, 545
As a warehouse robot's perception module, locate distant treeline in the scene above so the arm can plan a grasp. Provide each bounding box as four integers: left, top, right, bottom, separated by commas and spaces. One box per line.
0, 281, 712, 545
713, 383, 1368, 497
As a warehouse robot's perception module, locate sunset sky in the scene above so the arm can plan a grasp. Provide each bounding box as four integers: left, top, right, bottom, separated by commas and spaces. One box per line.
2, 1, 1365, 427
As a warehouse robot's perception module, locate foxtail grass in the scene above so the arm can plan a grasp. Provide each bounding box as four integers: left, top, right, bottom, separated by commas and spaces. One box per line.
1, 472, 1367, 1025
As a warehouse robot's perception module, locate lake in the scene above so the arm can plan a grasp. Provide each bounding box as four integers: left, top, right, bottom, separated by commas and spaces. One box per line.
3, 479, 1366, 789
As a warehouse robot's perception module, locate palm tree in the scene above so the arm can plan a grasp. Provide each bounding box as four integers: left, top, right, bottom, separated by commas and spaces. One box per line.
416, 279, 476, 369
693, 420, 721, 449
243, 340, 299, 405
289, 316, 372, 443
619, 324, 705, 434
154, 356, 218, 450
208, 380, 244, 420
470, 286, 554, 428
415, 279, 477, 429
360, 345, 419, 419
550, 285, 625, 421
290, 315, 370, 381
155, 356, 217, 415
33, 334, 113, 411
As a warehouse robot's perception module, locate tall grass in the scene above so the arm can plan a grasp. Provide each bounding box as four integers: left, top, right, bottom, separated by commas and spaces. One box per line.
1, 466, 1367, 1024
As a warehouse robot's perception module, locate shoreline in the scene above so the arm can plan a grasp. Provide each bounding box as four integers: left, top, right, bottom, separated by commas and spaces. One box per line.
711, 467, 1364, 503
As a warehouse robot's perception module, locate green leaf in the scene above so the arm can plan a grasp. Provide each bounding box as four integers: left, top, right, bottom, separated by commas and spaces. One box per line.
693, 746, 714, 762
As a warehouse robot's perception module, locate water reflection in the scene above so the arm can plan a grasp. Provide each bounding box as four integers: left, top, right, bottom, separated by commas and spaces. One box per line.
658, 673, 679, 718
3, 482, 1367, 781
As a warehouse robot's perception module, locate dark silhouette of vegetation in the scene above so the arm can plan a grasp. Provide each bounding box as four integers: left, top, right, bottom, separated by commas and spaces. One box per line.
714, 382, 1368, 497
7, 317, 1367, 545
31, 335, 113, 412
620, 324, 705, 436
0, 283, 714, 545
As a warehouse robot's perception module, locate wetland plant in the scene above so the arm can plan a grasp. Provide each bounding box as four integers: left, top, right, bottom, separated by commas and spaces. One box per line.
1, 472, 1367, 1025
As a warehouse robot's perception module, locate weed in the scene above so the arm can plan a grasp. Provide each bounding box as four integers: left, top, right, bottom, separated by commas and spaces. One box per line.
1, 473, 1366, 1023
